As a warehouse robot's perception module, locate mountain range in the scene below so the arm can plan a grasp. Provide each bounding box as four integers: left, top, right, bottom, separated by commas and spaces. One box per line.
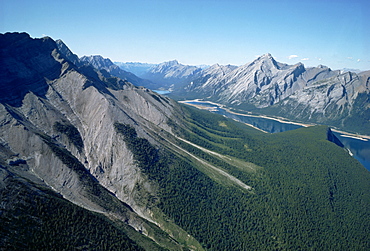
113, 54, 369, 135
1, 32, 369, 250
180, 54, 370, 135
114, 62, 156, 77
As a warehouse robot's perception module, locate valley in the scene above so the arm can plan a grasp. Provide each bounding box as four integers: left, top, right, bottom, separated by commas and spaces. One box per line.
1, 32, 369, 250
179, 99, 370, 171
115, 54, 370, 136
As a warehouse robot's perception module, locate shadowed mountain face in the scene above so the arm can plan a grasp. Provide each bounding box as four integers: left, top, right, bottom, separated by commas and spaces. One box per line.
1, 32, 369, 250
0, 33, 69, 106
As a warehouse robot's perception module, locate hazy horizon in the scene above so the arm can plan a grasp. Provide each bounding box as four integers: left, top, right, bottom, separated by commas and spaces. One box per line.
2, 0, 369, 71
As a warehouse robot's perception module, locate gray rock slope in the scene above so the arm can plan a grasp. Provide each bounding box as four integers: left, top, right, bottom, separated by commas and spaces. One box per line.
268, 70, 370, 133
178, 54, 370, 134
0, 32, 200, 250
79, 54, 158, 89
183, 54, 340, 107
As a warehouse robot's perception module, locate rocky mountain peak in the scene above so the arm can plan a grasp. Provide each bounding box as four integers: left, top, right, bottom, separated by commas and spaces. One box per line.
80, 55, 115, 69
244, 53, 281, 72
0, 32, 70, 106
55, 39, 80, 66
167, 59, 179, 65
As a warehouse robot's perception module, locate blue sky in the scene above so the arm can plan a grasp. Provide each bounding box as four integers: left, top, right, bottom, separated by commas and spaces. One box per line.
1, 0, 369, 70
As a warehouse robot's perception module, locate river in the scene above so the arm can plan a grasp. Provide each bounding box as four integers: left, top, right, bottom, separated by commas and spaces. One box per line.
180, 100, 370, 171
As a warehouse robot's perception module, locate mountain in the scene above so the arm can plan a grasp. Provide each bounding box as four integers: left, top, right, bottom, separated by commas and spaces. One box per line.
0, 32, 200, 250
1, 32, 370, 250
78, 55, 159, 89
141, 60, 202, 89
184, 63, 238, 99
179, 53, 338, 107
263, 70, 370, 134
55, 39, 81, 66
174, 54, 370, 134
114, 62, 156, 77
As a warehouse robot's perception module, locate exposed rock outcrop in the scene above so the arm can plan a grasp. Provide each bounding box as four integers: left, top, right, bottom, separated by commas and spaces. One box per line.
0, 32, 199, 250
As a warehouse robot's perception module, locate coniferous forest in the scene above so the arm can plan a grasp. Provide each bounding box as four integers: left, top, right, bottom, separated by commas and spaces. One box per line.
114, 105, 370, 250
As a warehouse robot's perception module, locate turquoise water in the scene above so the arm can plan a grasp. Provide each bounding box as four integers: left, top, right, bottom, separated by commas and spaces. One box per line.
153, 90, 171, 95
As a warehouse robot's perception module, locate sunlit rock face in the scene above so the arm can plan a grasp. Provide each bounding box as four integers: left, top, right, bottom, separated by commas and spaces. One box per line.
183, 54, 339, 107
179, 53, 370, 133
0, 32, 184, 240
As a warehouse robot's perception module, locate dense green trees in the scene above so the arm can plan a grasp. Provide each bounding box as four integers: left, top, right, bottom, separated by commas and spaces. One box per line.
53, 121, 84, 152
119, 105, 370, 250
22, 106, 369, 250
0, 175, 146, 251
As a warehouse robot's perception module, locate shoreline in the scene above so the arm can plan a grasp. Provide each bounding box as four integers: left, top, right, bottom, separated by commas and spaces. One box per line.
331, 129, 370, 141
180, 99, 369, 140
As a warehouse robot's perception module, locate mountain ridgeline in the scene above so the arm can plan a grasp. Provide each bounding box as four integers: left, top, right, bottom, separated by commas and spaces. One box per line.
1, 32, 369, 250
115, 54, 369, 135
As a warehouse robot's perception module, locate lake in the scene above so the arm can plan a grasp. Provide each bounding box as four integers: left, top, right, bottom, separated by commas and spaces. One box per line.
153, 90, 171, 95
182, 100, 370, 171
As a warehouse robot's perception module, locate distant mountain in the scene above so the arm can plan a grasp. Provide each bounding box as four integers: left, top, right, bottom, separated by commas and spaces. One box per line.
114, 62, 156, 77
173, 54, 370, 134
340, 68, 362, 73
141, 60, 203, 89
180, 54, 339, 107
79, 55, 158, 89
263, 70, 370, 134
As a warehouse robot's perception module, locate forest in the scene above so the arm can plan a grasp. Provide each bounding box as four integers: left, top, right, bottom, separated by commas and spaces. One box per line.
116, 105, 370, 250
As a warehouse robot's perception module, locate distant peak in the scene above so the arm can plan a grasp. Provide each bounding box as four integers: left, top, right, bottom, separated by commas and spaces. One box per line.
166, 60, 179, 65
91, 55, 104, 59
250, 53, 280, 69
81, 55, 106, 61
255, 53, 275, 62
317, 64, 328, 69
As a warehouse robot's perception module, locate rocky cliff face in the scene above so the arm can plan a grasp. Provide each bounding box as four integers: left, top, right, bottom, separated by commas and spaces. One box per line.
0, 32, 199, 250
181, 54, 340, 107
268, 70, 370, 133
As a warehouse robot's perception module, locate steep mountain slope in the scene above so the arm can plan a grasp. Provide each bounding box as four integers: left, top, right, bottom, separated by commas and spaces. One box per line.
0, 32, 201, 250
1, 32, 369, 250
184, 63, 237, 99
263, 70, 370, 133
178, 54, 338, 107
141, 60, 202, 89
78, 54, 158, 89
0, 163, 157, 250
